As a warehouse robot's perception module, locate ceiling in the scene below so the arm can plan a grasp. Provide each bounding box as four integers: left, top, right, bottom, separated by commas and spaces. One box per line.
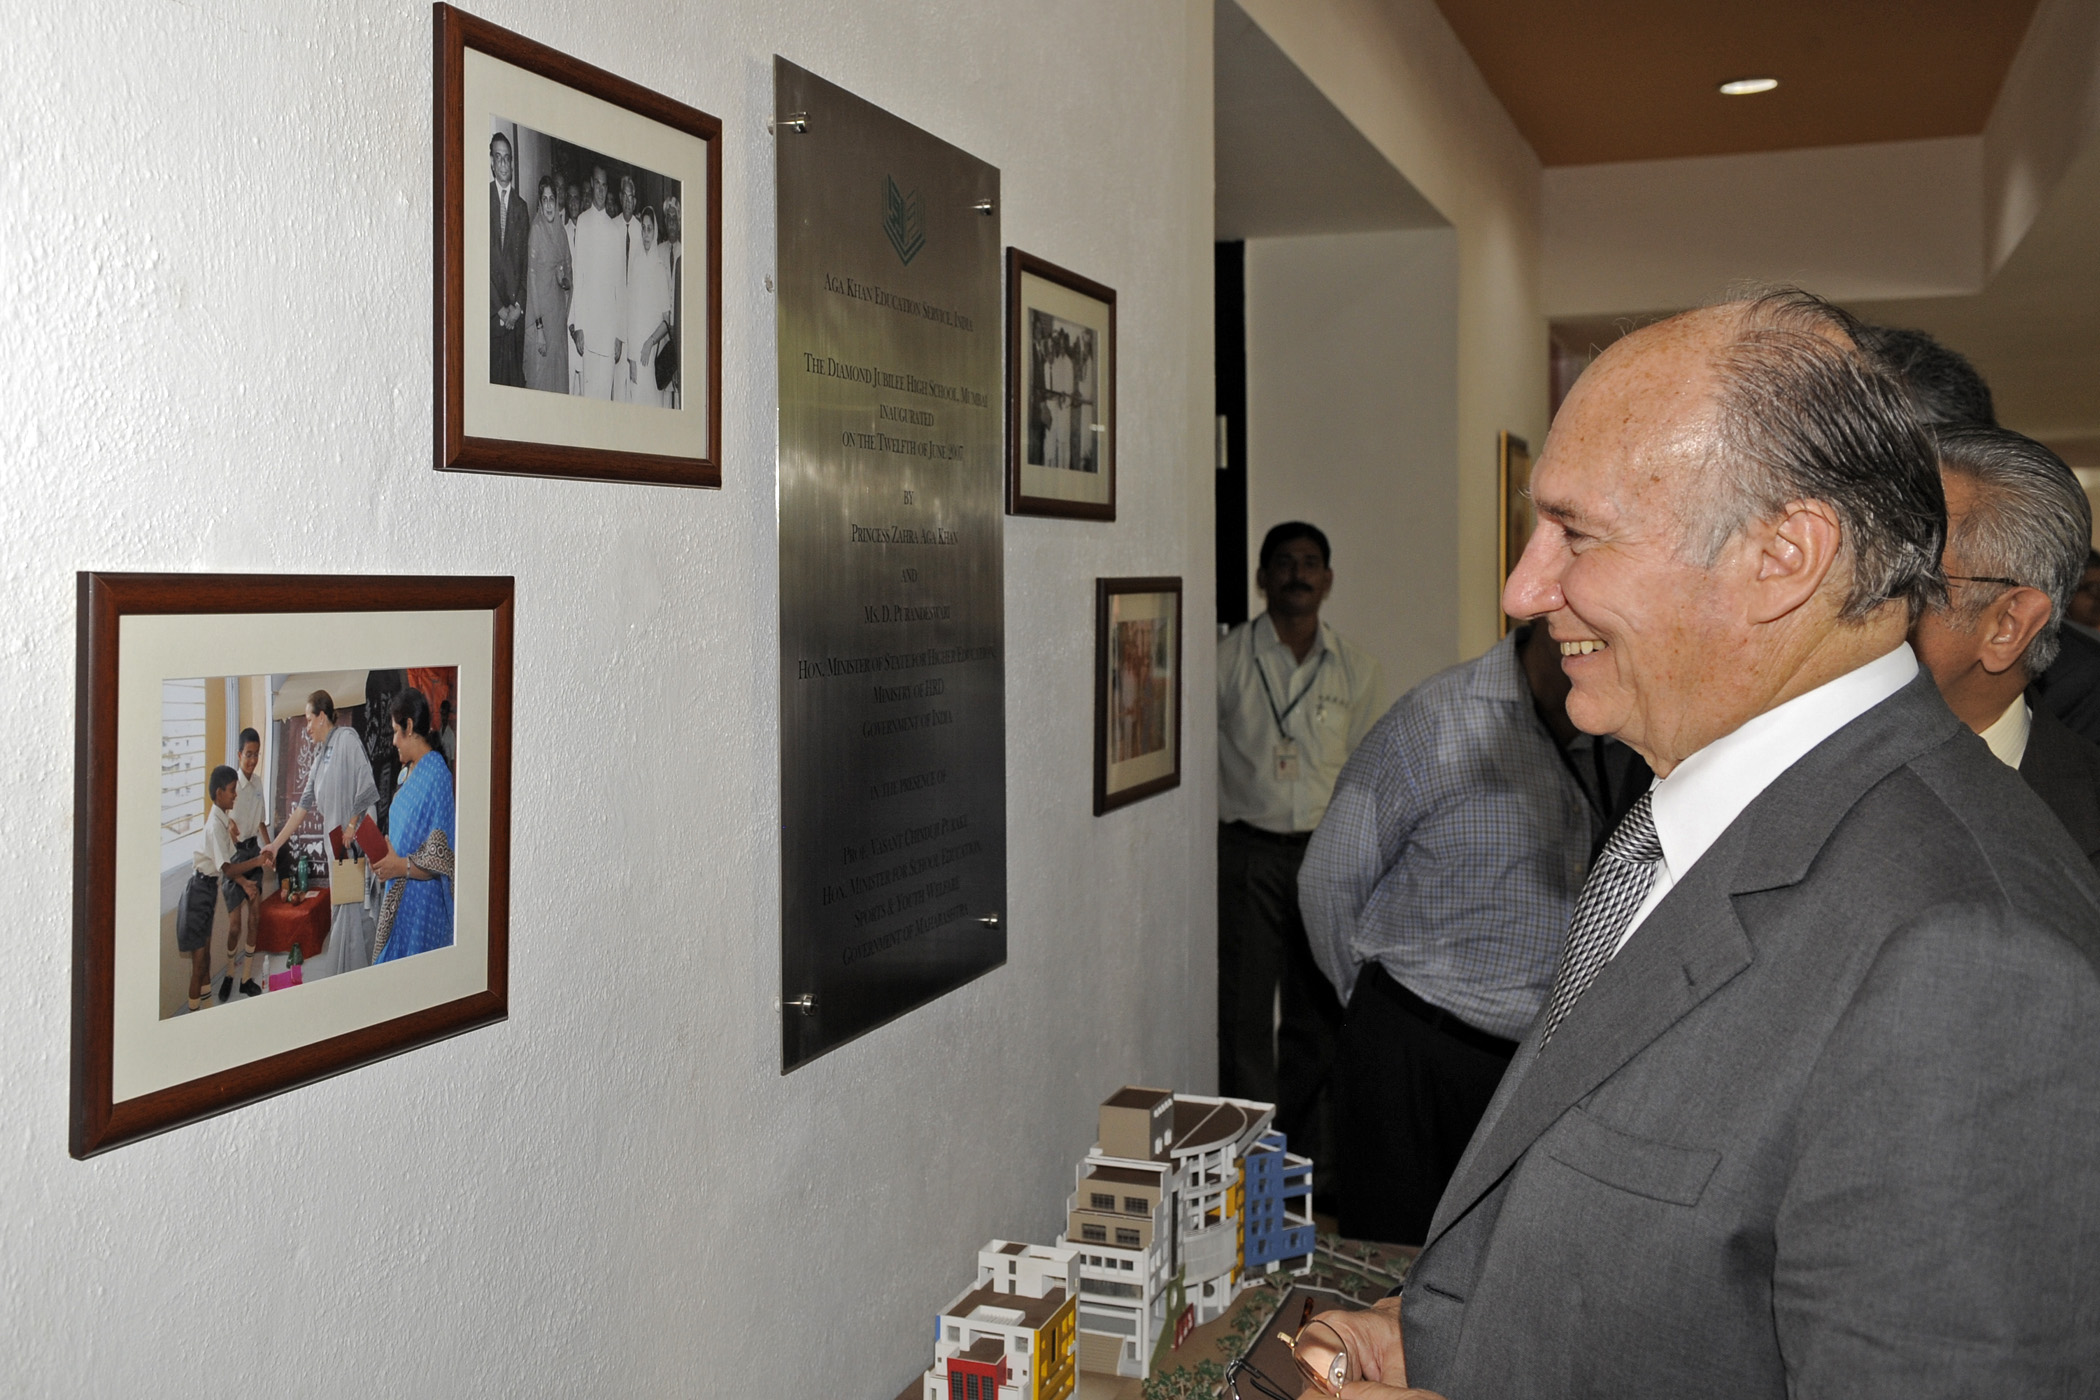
1431, 0, 2041, 166
1216, 0, 1446, 239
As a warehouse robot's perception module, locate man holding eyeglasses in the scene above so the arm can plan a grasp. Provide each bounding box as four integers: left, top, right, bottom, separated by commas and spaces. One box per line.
1910, 425, 2100, 873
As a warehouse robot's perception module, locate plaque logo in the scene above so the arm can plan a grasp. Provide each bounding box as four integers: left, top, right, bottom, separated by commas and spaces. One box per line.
882, 175, 926, 266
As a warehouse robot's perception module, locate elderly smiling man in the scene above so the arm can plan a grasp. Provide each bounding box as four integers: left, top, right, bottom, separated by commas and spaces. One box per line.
1294, 290, 2100, 1400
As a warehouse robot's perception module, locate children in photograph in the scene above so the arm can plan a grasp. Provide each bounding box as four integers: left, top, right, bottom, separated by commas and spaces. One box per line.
372, 689, 457, 964
182, 765, 267, 1012
223, 728, 268, 1001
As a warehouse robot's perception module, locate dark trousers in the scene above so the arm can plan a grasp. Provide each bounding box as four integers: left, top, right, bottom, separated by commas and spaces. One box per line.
1336, 963, 1518, 1247
1217, 822, 1344, 1170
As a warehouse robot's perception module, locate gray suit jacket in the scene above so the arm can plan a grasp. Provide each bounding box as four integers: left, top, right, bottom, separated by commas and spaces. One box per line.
1403, 673, 2100, 1398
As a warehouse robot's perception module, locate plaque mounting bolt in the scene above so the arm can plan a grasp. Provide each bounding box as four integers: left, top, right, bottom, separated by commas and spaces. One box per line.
771, 112, 810, 135
973, 199, 995, 216
980, 913, 1002, 929
780, 993, 818, 1016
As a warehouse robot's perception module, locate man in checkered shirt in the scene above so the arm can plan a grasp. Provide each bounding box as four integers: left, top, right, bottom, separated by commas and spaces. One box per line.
1299, 619, 1647, 1246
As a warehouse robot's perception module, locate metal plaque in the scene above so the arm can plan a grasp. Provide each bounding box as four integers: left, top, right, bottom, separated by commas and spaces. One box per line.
775, 58, 1005, 1071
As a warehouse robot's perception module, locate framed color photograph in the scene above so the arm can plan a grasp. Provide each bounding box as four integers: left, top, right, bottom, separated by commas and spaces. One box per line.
72, 572, 514, 1157
1094, 577, 1182, 815
1008, 248, 1116, 520
1498, 430, 1534, 636
435, 3, 722, 488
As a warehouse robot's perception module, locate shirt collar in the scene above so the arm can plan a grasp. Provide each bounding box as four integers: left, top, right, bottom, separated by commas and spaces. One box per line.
1255, 613, 1332, 669
1978, 694, 2031, 769
1648, 643, 1918, 882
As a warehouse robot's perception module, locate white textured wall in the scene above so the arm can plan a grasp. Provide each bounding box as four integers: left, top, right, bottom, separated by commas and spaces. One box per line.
1245, 229, 1461, 697
1, 2, 1216, 1395
1231, 0, 1545, 660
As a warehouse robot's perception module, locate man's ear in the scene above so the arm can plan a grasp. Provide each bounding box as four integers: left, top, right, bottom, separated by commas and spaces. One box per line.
1977, 587, 2054, 677
1748, 500, 1843, 623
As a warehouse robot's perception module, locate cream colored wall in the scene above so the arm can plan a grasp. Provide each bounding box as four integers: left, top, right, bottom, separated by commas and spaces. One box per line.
1244, 229, 1461, 701
1234, 0, 1547, 662
1543, 137, 1987, 318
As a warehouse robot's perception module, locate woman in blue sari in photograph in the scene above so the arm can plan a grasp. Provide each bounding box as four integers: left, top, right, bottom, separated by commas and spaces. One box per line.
371, 688, 455, 963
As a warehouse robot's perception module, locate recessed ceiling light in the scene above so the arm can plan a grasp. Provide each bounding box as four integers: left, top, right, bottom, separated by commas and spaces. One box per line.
1718, 77, 1780, 96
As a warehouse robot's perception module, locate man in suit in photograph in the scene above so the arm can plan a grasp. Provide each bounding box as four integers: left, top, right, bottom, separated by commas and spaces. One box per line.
488, 131, 531, 388
1910, 424, 2100, 873
1304, 289, 2100, 1398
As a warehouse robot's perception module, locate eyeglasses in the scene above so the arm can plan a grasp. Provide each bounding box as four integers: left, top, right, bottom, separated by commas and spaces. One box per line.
1225, 1311, 1353, 1399
1946, 573, 2029, 590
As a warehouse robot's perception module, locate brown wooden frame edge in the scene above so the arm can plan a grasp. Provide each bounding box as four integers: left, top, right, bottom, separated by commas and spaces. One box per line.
70, 571, 515, 1158
1093, 576, 1184, 816
1006, 247, 1117, 521
434, 2, 724, 489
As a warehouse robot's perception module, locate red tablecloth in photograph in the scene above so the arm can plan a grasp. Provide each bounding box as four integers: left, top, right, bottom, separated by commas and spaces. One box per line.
254, 889, 331, 957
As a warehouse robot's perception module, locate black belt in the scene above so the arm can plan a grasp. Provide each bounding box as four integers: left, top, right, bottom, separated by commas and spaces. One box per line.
1358, 964, 1518, 1058
1222, 820, 1312, 848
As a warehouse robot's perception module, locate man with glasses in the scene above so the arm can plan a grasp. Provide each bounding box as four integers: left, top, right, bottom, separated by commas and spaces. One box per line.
1216, 522, 1382, 1175
1910, 425, 2100, 873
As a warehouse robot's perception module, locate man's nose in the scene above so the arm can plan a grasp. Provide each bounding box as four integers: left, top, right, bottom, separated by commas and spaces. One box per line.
1502, 524, 1564, 620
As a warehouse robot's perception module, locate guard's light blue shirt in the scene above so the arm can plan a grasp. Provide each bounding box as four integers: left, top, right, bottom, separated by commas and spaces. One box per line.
1218, 614, 1382, 834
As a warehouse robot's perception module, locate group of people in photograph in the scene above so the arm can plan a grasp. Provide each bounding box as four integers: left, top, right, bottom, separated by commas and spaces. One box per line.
175, 686, 458, 1014
1027, 311, 1099, 473
489, 129, 681, 408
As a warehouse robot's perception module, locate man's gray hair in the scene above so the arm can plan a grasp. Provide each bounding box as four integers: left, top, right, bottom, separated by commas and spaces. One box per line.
1692, 288, 1947, 622
1935, 425, 2091, 674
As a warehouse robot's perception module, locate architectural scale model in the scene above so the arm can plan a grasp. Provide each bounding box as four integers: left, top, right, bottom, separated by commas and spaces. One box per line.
909, 1087, 1313, 1396
916, 1240, 1081, 1400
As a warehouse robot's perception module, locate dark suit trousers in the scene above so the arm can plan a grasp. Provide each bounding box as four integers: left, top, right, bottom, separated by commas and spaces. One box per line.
1217, 822, 1343, 1169
1337, 964, 1517, 1247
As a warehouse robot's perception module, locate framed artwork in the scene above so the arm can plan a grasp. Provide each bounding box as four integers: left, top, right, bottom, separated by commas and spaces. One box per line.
1498, 431, 1534, 637
1094, 577, 1182, 815
72, 572, 514, 1157
435, 2, 722, 488
1008, 248, 1116, 520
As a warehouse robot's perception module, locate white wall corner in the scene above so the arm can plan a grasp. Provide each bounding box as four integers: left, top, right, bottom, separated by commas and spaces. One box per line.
1983, 0, 2100, 272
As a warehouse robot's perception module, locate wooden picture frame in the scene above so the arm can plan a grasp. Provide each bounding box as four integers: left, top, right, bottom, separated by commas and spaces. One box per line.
1498, 431, 1534, 637
435, 2, 723, 488
72, 572, 514, 1157
1094, 577, 1183, 814
1008, 248, 1116, 520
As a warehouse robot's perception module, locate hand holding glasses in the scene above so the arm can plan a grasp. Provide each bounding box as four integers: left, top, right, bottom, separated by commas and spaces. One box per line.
1225, 1304, 1354, 1399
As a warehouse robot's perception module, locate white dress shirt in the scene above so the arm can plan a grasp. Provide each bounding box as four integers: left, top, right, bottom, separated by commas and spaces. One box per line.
1977, 695, 2031, 768
1617, 643, 1919, 953
231, 768, 266, 844
1218, 614, 1383, 833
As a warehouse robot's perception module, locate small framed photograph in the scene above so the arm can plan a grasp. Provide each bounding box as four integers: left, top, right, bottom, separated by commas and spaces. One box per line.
1498, 430, 1534, 636
1008, 248, 1116, 520
1094, 577, 1182, 814
435, 3, 722, 488
71, 572, 514, 1157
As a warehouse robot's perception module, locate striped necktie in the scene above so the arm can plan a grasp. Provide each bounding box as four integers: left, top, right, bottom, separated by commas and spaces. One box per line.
1539, 791, 1663, 1047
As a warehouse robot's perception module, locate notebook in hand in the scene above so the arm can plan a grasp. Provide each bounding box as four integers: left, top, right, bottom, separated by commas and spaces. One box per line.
355, 813, 391, 863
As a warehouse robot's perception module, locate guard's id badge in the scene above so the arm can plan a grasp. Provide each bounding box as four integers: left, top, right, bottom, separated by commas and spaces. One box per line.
1274, 740, 1302, 782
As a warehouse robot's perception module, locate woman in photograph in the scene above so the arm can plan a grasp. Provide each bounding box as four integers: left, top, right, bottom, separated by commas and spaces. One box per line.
263, 690, 380, 979
372, 688, 455, 964
625, 206, 675, 408
524, 173, 572, 395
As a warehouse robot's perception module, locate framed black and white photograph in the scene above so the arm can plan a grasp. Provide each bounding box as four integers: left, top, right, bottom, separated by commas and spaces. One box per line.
1498, 430, 1533, 636
1008, 248, 1116, 520
436, 3, 722, 488
1094, 577, 1182, 815
72, 572, 514, 1157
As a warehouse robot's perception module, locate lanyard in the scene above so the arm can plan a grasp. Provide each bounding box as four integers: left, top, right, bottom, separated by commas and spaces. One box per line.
1254, 644, 1327, 742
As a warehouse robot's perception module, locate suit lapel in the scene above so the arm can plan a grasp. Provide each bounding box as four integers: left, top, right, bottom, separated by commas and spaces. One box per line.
1425, 672, 1963, 1248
